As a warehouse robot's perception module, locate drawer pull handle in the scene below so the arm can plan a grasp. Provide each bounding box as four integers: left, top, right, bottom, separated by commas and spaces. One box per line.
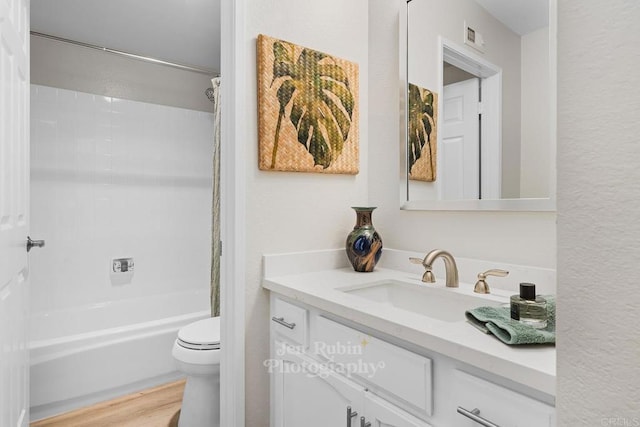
272, 316, 296, 329
346, 406, 357, 427
457, 407, 500, 427
360, 416, 371, 427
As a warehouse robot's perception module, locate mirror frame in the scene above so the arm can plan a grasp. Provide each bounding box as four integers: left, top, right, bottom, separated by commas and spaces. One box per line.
399, 0, 557, 212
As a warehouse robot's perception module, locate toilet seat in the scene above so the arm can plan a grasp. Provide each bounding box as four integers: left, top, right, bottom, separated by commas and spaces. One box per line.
177, 317, 221, 351
178, 340, 220, 350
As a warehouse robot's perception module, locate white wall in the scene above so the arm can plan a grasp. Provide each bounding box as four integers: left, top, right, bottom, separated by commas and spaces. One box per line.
520, 27, 550, 198
30, 85, 214, 315
240, 1, 554, 424
243, 1, 369, 425
239, 1, 640, 424
407, 0, 522, 198
557, 1, 640, 424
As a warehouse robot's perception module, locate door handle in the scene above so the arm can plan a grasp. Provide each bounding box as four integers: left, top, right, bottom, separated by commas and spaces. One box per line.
346, 406, 358, 427
457, 407, 500, 427
27, 236, 45, 252
360, 416, 371, 427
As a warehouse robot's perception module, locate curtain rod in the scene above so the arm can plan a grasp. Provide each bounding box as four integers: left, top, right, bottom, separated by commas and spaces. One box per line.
30, 31, 219, 77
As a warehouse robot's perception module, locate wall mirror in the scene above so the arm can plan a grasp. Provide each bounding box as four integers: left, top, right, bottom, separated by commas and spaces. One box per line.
400, 0, 556, 211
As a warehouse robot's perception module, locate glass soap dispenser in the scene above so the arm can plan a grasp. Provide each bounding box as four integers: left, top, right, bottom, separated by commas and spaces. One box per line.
510, 283, 548, 329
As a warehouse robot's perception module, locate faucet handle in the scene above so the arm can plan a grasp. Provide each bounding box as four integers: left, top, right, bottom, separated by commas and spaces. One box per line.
409, 257, 437, 283
480, 269, 509, 278
422, 270, 435, 283
474, 269, 509, 294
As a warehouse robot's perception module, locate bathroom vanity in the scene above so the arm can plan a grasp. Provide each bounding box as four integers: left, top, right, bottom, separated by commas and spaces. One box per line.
263, 249, 556, 427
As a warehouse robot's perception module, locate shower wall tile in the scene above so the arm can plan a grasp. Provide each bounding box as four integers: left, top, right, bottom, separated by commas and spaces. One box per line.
30, 85, 215, 314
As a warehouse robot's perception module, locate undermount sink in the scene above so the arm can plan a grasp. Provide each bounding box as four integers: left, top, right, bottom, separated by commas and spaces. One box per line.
340, 280, 506, 322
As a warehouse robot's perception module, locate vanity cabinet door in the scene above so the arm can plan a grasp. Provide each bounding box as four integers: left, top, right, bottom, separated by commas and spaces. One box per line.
271, 296, 308, 346
271, 340, 364, 427
312, 315, 433, 418
450, 370, 555, 427
364, 392, 432, 427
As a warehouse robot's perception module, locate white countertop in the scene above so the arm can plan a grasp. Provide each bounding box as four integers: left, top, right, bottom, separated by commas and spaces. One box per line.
262, 251, 556, 397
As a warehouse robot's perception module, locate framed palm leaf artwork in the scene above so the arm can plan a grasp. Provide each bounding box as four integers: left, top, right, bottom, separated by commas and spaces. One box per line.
257, 34, 359, 174
408, 83, 438, 182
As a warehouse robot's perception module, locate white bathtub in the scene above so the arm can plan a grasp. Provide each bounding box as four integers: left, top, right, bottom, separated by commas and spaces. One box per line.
29, 289, 209, 420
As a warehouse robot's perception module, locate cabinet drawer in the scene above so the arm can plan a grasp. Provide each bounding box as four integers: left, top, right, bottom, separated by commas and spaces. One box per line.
271, 297, 307, 346
312, 316, 432, 419
452, 370, 555, 427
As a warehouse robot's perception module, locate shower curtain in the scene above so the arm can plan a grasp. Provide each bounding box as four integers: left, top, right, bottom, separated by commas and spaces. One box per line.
210, 77, 221, 317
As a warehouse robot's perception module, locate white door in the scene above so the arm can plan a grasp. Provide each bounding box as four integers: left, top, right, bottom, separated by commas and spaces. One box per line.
364, 392, 432, 427
441, 78, 479, 200
272, 342, 364, 427
0, 0, 30, 425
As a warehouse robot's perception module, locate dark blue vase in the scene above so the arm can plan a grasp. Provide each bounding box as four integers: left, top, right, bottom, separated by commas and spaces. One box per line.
346, 207, 383, 272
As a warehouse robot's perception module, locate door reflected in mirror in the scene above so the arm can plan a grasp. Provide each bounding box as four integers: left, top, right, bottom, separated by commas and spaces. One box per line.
404, 0, 555, 206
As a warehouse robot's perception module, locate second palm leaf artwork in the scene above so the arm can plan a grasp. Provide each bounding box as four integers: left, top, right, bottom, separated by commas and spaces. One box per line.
257, 34, 360, 174
408, 83, 438, 182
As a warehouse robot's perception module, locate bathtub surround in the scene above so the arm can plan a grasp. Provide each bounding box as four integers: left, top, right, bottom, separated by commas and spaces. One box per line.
29, 83, 213, 413
29, 83, 214, 417
30, 85, 214, 313
30, 35, 214, 112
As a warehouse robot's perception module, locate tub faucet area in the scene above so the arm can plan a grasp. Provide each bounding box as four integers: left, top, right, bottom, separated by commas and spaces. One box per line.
410, 249, 459, 287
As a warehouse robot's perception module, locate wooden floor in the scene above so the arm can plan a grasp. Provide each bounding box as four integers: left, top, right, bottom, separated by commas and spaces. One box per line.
31, 380, 185, 427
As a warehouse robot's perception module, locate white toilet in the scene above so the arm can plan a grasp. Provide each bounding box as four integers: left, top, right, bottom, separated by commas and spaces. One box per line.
172, 316, 221, 427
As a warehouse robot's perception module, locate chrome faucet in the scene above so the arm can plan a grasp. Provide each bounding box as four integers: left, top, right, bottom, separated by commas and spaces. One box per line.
410, 249, 459, 287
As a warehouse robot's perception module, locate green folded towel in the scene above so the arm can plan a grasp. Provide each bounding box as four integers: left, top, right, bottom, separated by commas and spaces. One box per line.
465, 295, 555, 345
